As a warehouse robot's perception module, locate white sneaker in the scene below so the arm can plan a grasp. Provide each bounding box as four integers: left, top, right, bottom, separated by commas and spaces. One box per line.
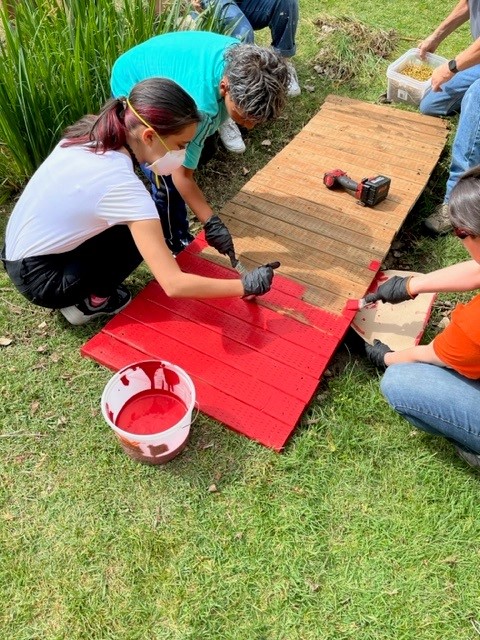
287, 64, 301, 97
218, 118, 246, 154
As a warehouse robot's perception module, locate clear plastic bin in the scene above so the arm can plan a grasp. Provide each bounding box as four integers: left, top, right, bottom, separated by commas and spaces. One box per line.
386, 48, 447, 106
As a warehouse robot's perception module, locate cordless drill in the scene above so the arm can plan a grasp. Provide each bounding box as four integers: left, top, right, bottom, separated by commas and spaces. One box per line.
323, 169, 391, 207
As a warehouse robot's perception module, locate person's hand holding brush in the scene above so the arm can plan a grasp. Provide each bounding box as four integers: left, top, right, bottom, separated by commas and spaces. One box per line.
365, 275, 417, 305
241, 262, 280, 297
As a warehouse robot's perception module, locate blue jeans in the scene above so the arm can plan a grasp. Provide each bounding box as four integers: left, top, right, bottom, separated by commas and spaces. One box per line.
420, 66, 480, 202
141, 166, 193, 255
380, 363, 480, 455
202, 0, 298, 57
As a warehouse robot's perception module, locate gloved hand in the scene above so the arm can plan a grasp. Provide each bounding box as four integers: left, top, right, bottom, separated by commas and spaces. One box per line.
364, 275, 415, 305
204, 214, 235, 256
241, 262, 280, 297
365, 339, 393, 369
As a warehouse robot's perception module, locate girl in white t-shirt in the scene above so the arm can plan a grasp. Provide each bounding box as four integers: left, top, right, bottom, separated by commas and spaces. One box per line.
2, 78, 278, 325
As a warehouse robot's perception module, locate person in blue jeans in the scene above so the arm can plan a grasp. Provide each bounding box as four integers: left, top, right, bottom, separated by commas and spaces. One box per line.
419, 0, 480, 233
365, 167, 480, 469
192, 0, 300, 153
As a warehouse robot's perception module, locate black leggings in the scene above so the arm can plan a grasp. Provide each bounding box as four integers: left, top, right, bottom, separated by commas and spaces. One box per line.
1, 225, 142, 309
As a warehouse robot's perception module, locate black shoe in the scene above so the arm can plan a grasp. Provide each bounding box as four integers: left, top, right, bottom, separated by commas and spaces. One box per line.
454, 445, 480, 469
60, 285, 131, 326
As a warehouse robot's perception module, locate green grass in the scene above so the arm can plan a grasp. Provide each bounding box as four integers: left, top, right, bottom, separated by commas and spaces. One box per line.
1, 1, 480, 639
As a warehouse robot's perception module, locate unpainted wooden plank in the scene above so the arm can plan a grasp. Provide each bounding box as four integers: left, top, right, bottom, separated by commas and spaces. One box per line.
277, 146, 431, 197
318, 108, 446, 150
284, 133, 437, 185
222, 201, 386, 266
247, 168, 411, 226
249, 158, 409, 206
324, 95, 449, 134
294, 122, 444, 168
200, 234, 375, 298
229, 192, 391, 253
231, 189, 399, 241
303, 117, 446, 158
321, 99, 449, 139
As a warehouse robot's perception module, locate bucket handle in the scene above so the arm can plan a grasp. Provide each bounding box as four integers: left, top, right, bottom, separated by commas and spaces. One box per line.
183, 401, 200, 427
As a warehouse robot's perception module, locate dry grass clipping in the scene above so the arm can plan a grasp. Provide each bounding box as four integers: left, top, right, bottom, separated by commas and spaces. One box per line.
313, 15, 398, 83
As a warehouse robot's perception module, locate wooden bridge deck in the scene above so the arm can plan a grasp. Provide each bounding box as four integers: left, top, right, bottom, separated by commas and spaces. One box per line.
82, 96, 448, 451
202, 94, 449, 315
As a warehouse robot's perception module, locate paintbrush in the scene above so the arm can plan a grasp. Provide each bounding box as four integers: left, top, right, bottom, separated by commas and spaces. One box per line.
228, 252, 248, 275
345, 293, 379, 312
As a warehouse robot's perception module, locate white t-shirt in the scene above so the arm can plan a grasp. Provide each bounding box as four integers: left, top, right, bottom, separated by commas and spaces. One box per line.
5, 142, 159, 261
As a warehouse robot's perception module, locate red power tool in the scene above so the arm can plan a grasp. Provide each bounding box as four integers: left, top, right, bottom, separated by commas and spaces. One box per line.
323, 169, 391, 207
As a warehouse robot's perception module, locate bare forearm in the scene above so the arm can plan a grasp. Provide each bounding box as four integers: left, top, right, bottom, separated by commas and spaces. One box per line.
172, 169, 213, 224
455, 36, 480, 70
160, 272, 244, 299
384, 343, 446, 367
431, 0, 470, 43
408, 260, 480, 295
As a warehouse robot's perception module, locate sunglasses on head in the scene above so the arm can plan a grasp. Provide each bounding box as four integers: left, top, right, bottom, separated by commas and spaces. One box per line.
453, 227, 477, 240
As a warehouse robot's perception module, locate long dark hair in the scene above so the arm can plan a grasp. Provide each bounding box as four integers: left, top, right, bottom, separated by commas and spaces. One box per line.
449, 166, 480, 236
62, 77, 200, 151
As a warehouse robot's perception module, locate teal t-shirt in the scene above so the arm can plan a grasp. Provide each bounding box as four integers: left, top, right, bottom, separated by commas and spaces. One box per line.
111, 31, 240, 170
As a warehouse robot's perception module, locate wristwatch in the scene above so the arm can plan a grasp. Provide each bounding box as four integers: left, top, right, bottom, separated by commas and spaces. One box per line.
448, 59, 459, 74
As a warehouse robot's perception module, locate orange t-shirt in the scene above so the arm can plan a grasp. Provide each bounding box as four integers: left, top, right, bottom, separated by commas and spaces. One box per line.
433, 293, 480, 379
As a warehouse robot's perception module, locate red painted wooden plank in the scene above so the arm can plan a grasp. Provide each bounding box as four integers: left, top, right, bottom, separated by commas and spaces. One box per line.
101, 313, 310, 425
178, 239, 354, 339
121, 296, 320, 397
136, 285, 332, 376
82, 333, 302, 450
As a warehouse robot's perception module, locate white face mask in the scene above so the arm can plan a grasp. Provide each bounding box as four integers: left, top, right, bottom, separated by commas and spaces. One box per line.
146, 148, 186, 176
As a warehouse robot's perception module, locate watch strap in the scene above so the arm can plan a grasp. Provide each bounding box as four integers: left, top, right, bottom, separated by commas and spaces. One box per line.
448, 59, 458, 74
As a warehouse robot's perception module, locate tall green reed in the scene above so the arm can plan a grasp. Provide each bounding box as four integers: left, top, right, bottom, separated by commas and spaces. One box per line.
0, 0, 230, 199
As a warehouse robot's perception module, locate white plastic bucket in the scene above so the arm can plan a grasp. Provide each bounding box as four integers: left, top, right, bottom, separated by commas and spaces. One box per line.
386, 48, 447, 106
101, 360, 196, 465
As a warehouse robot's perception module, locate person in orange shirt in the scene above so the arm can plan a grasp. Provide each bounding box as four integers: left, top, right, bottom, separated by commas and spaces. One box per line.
365, 166, 480, 469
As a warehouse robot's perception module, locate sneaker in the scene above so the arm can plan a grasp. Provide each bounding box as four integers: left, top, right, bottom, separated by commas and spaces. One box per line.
424, 203, 452, 234
287, 64, 301, 97
454, 445, 480, 469
218, 118, 246, 154
60, 285, 131, 326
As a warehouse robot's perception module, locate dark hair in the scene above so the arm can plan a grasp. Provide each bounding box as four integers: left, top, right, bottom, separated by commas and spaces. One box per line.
62, 77, 201, 150
449, 166, 480, 235
224, 44, 289, 123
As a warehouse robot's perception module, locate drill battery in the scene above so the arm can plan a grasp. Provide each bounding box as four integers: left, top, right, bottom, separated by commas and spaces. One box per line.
356, 175, 391, 206
323, 169, 391, 207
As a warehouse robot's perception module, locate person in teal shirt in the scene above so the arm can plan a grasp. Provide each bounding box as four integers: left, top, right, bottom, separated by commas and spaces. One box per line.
111, 30, 289, 256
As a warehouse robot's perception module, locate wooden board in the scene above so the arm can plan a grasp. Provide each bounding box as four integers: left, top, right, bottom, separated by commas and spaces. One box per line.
82, 96, 448, 451
205, 94, 448, 315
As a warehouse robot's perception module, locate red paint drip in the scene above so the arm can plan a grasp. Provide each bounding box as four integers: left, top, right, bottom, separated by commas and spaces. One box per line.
116, 390, 187, 435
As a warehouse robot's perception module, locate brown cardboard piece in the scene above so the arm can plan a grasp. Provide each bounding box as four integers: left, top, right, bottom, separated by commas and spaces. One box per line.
351, 270, 436, 350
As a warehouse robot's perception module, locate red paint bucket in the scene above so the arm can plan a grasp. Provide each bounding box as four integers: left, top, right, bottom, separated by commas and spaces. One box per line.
101, 360, 196, 465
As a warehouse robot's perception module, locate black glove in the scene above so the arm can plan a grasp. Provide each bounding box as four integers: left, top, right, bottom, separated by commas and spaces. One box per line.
204, 215, 235, 256
241, 262, 280, 297
364, 275, 414, 305
365, 339, 393, 369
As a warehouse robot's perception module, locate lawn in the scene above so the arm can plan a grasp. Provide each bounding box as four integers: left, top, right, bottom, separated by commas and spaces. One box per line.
1, 1, 479, 639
